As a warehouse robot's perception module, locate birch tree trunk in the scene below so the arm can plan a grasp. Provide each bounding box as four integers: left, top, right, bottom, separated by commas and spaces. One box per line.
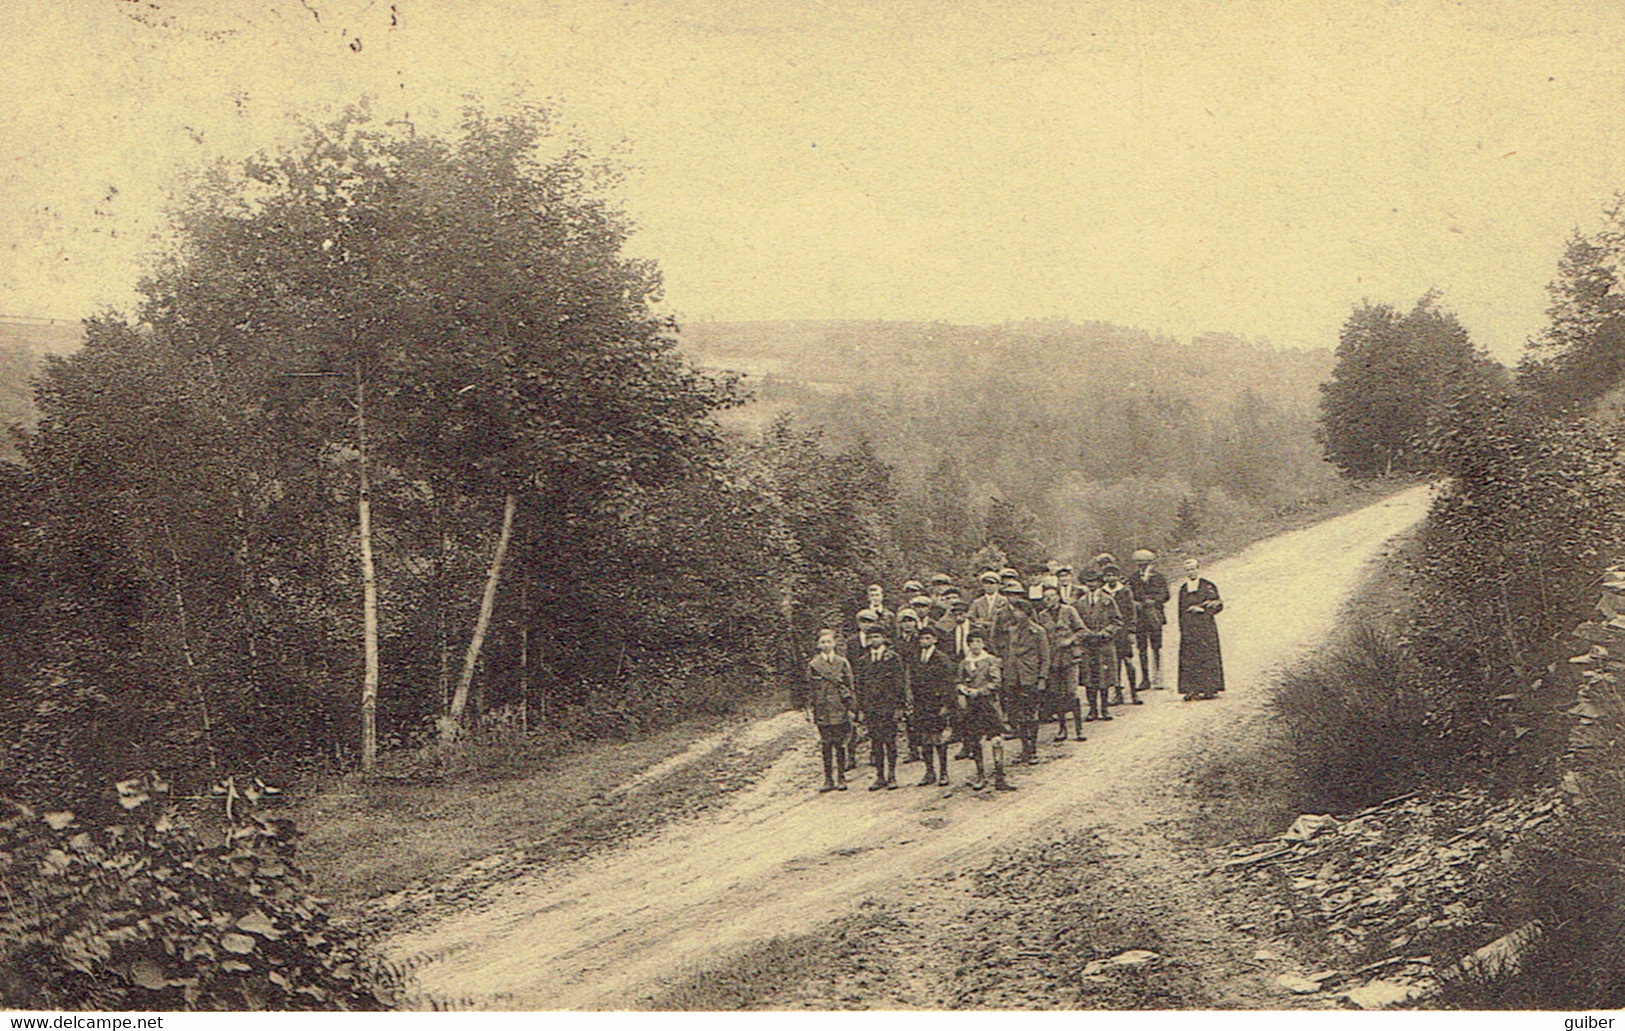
357, 376, 380, 771
444, 491, 517, 741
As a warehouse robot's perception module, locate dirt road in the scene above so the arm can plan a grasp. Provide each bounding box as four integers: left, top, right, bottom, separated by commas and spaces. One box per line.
387, 484, 1435, 1009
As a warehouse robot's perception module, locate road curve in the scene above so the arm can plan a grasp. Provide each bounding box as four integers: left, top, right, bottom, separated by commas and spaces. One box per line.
387, 484, 1435, 1010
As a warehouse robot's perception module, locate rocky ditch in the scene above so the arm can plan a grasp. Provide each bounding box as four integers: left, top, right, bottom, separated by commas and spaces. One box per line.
1213, 788, 1563, 1009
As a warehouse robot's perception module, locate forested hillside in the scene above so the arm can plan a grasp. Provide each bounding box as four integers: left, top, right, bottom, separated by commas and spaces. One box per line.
680, 319, 1339, 566
0, 346, 40, 462
0, 319, 82, 460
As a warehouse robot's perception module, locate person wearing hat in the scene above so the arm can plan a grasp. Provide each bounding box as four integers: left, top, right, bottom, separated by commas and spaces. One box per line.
901, 579, 926, 600
905, 623, 957, 786
896, 606, 922, 646
895, 607, 924, 764
848, 608, 881, 662
967, 570, 1012, 645
998, 567, 1022, 596
864, 584, 897, 640
1038, 583, 1086, 741
935, 593, 976, 759
932, 590, 966, 657
851, 625, 907, 790
955, 629, 1016, 792
1055, 563, 1083, 607
992, 581, 1028, 658
1101, 565, 1141, 705
1024, 564, 1053, 603
927, 572, 954, 603
1130, 549, 1171, 689
999, 593, 1051, 766
805, 628, 856, 793
1075, 567, 1125, 721
844, 610, 881, 771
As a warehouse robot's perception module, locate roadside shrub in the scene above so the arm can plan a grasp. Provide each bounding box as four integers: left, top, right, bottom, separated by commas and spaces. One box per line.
1271, 623, 1439, 812
0, 775, 401, 1011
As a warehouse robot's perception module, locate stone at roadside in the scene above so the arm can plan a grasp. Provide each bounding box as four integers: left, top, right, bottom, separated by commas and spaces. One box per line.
1276, 972, 1324, 994
1341, 979, 1425, 1009
1081, 950, 1162, 976
1283, 814, 1340, 841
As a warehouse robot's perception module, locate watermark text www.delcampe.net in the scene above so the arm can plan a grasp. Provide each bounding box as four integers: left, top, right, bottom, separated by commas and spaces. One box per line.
11, 1018, 163, 1028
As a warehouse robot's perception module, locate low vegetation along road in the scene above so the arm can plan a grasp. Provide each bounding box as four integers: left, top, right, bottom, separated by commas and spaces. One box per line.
386, 485, 1436, 1009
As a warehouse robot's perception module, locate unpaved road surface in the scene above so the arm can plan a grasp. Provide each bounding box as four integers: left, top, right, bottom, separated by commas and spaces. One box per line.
388, 485, 1435, 1009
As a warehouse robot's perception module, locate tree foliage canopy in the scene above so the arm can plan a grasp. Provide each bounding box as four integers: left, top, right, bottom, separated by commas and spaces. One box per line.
1318, 294, 1501, 479
1520, 199, 1625, 414
4, 103, 757, 798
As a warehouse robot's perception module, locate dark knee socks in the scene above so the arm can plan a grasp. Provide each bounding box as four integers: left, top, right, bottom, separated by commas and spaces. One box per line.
873, 739, 897, 779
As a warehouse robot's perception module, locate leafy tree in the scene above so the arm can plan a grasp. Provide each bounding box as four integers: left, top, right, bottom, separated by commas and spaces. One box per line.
983, 496, 1046, 572
15, 102, 745, 791
746, 415, 903, 644
1173, 495, 1201, 542
1520, 203, 1625, 413
1318, 294, 1499, 478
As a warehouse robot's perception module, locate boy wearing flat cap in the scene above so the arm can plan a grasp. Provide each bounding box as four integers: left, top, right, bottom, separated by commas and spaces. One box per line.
895, 607, 924, 764
1000, 593, 1051, 766
1130, 549, 1171, 689
1075, 567, 1125, 721
842, 610, 881, 769
906, 624, 957, 786
967, 570, 1012, 645
1101, 565, 1140, 705
852, 626, 907, 790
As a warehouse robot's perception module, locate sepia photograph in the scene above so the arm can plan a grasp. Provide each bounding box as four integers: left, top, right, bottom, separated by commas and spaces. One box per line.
3, 0, 1625, 1017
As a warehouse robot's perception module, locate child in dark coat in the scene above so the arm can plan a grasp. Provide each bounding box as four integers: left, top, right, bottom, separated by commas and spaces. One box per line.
905, 624, 957, 786
851, 626, 907, 790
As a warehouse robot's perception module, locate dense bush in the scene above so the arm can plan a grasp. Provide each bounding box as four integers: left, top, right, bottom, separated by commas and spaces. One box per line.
0, 776, 401, 1010
1270, 624, 1440, 812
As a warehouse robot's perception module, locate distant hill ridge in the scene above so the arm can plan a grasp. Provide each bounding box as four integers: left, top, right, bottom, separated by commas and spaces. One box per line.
676, 317, 1332, 415
0, 316, 85, 357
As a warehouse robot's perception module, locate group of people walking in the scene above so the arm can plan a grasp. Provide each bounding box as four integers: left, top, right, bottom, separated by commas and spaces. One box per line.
804, 550, 1226, 794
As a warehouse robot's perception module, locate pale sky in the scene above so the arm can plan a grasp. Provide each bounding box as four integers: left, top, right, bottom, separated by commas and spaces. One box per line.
5, 0, 1625, 361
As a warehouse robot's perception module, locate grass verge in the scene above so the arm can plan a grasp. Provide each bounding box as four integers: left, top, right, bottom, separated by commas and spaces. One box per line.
287, 696, 798, 927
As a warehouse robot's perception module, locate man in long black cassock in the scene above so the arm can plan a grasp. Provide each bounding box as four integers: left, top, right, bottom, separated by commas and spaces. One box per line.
1177, 558, 1226, 700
